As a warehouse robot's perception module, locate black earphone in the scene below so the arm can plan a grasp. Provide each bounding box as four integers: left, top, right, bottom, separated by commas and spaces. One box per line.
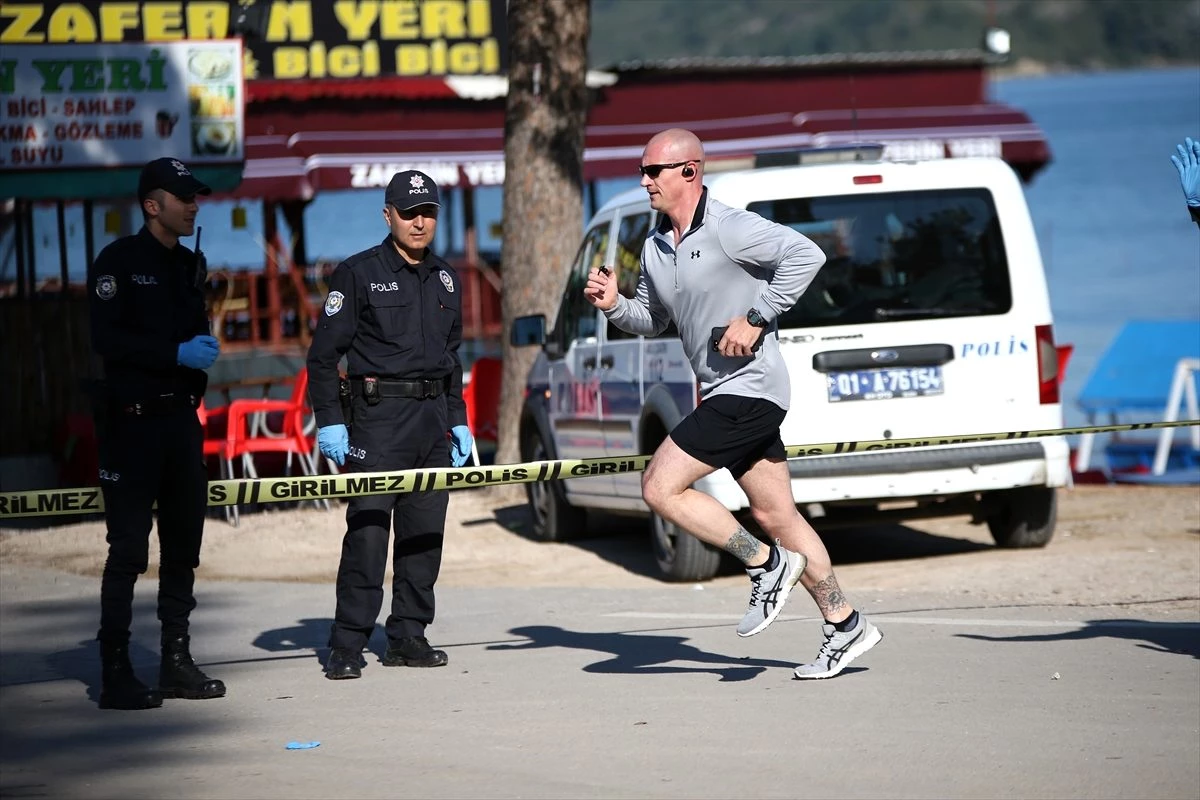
681, 164, 695, 178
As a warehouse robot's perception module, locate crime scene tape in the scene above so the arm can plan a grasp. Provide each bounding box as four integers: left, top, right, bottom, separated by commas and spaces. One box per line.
1, 419, 1197, 520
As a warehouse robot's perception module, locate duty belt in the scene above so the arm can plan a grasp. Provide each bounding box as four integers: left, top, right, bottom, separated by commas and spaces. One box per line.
350, 377, 450, 399
119, 392, 199, 416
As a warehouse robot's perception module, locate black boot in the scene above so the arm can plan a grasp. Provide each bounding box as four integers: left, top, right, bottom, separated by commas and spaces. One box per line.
382, 636, 448, 668
99, 641, 162, 710
325, 647, 363, 680
159, 634, 226, 699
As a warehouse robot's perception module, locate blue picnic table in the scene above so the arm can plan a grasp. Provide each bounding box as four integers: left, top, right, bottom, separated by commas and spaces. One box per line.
1074, 319, 1200, 483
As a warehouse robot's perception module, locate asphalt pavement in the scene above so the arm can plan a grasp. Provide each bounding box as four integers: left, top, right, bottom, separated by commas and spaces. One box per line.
1, 563, 1197, 800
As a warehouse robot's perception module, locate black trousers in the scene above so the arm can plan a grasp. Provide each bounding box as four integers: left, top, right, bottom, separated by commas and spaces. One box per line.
329, 394, 450, 651
96, 406, 207, 645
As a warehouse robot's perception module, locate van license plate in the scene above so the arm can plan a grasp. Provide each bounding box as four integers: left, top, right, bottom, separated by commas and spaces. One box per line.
826, 367, 944, 403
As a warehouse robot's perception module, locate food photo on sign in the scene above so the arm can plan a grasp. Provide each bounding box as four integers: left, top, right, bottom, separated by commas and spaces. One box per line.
186, 45, 240, 158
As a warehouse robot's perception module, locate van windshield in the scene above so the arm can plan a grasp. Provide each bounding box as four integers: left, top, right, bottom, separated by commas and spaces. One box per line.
747, 188, 1012, 328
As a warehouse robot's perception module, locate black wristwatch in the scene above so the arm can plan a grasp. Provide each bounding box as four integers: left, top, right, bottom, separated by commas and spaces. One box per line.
746, 307, 768, 328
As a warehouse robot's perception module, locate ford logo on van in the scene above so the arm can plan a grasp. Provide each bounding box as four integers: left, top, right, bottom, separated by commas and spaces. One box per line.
871, 350, 900, 362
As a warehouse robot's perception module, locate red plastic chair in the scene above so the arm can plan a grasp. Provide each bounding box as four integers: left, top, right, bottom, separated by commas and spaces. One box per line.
197, 400, 236, 524
197, 400, 226, 458
463, 357, 502, 466
222, 368, 328, 524
244, 371, 337, 476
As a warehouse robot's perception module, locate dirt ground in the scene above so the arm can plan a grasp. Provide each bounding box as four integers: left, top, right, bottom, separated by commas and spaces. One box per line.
2, 484, 1197, 610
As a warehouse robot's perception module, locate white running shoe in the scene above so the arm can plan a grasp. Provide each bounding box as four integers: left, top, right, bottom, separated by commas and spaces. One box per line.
793, 613, 883, 679
736, 545, 807, 637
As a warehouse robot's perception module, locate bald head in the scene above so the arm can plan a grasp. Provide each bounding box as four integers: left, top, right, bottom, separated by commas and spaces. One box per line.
641, 128, 706, 230
645, 128, 705, 165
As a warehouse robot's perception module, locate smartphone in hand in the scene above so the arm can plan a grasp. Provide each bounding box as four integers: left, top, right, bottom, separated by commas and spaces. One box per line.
711, 326, 766, 353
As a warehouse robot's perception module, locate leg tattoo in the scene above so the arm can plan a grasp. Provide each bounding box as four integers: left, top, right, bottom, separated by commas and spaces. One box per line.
810, 575, 848, 619
723, 526, 762, 566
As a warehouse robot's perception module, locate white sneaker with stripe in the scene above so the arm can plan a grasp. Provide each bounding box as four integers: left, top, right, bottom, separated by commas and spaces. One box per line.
793, 613, 883, 679
736, 545, 807, 637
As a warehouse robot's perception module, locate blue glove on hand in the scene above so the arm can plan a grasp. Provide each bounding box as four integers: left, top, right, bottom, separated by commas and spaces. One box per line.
177, 335, 220, 369
317, 424, 349, 466
449, 425, 474, 468
1170, 136, 1200, 207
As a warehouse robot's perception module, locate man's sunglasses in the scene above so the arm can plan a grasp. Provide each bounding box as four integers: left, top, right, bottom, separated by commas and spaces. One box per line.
638, 161, 695, 179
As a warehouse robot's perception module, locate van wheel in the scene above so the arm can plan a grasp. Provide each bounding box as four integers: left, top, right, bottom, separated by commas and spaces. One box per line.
985, 487, 1057, 548
651, 512, 722, 582
524, 432, 586, 542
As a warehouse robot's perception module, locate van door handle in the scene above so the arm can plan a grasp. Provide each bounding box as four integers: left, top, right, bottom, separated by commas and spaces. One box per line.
812, 343, 955, 371
600, 355, 614, 369
583, 357, 597, 370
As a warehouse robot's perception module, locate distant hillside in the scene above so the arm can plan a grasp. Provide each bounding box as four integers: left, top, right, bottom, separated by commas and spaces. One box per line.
589, 0, 1200, 71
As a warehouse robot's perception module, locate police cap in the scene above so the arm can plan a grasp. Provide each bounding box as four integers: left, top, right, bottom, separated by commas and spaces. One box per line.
138, 158, 212, 201
386, 170, 441, 211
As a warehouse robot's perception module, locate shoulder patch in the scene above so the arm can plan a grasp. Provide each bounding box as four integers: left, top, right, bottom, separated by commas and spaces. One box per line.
324, 291, 345, 316
95, 274, 117, 300
439, 269, 454, 293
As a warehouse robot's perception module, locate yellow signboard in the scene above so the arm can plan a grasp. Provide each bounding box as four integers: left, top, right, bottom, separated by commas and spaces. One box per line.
0, 1, 506, 80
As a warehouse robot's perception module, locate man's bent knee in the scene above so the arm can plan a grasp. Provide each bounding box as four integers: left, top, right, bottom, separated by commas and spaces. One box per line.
750, 504, 798, 535
641, 470, 669, 515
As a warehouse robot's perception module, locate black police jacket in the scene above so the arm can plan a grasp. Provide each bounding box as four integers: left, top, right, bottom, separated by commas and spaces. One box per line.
307, 237, 466, 430
87, 226, 210, 405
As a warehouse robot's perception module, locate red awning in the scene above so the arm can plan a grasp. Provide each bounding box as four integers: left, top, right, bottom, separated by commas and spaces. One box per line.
245, 76, 463, 103
234, 101, 1049, 201
231, 58, 1051, 200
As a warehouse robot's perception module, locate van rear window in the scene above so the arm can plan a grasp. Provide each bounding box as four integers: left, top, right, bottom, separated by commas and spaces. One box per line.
747, 189, 1012, 328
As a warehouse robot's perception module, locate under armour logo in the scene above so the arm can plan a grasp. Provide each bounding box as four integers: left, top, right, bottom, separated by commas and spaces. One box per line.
690, 250, 700, 259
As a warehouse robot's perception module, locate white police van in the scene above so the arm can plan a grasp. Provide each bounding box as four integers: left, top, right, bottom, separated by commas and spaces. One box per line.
512, 149, 1070, 581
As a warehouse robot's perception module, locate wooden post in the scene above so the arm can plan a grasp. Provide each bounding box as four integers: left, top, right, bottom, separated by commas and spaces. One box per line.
55, 200, 77, 378
463, 184, 478, 265
280, 199, 309, 267
280, 199, 312, 344
21, 203, 37, 297
14, 200, 27, 300
24, 203, 36, 293
462, 185, 483, 341
83, 199, 95, 270
56, 201, 69, 294
262, 199, 282, 346
248, 271, 260, 347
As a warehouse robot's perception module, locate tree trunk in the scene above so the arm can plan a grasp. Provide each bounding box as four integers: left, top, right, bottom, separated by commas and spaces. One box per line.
496, 0, 590, 466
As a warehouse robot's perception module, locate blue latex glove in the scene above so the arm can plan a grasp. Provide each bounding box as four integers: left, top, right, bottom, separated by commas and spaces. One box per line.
177, 335, 219, 369
449, 425, 474, 468
317, 424, 349, 466
1170, 136, 1200, 207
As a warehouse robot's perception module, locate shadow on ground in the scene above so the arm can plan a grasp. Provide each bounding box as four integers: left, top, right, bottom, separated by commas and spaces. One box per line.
486, 624, 802, 682
957, 619, 1200, 659
0, 594, 234, 795
252, 617, 439, 672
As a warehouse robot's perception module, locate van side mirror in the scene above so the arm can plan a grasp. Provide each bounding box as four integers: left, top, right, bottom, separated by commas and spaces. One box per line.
510, 314, 547, 347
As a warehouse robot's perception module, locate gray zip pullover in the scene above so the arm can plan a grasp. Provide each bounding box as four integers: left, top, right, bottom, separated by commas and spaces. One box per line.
603, 189, 826, 410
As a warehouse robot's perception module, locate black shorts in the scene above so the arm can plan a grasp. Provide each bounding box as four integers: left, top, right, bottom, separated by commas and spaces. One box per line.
670, 394, 787, 480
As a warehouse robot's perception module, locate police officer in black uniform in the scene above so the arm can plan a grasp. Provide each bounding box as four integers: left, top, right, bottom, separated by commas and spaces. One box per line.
88, 157, 227, 710
308, 170, 474, 680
